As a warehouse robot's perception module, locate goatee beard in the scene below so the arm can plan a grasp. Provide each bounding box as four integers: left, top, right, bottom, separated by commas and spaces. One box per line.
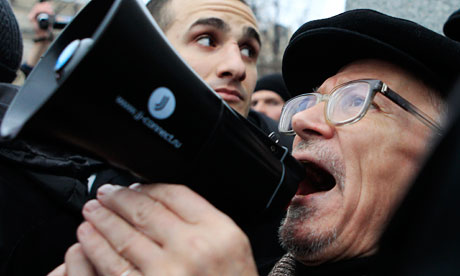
279, 202, 338, 261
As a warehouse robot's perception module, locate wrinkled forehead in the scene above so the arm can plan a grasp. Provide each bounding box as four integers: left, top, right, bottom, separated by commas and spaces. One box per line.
325, 59, 427, 95
169, 0, 258, 30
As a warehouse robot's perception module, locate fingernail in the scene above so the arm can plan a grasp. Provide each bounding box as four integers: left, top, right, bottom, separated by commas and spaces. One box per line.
78, 222, 94, 237
97, 184, 119, 197
83, 199, 101, 213
129, 183, 141, 191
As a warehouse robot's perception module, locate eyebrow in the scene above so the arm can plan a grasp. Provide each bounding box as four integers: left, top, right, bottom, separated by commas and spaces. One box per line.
190, 17, 230, 32
244, 26, 261, 47
189, 17, 261, 46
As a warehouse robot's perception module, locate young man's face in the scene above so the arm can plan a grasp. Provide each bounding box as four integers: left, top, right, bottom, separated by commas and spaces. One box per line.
279, 59, 441, 265
251, 90, 285, 121
163, 0, 260, 117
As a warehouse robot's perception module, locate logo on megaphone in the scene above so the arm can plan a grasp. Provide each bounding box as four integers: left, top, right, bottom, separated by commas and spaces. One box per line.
148, 87, 176, 119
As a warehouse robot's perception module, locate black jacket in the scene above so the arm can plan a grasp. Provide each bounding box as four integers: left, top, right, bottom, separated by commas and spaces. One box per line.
268, 253, 375, 276
248, 109, 293, 152
0, 83, 138, 275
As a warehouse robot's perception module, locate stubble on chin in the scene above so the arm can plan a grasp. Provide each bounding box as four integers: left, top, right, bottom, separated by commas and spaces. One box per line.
278, 201, 338, 262
281, 138, 342, 261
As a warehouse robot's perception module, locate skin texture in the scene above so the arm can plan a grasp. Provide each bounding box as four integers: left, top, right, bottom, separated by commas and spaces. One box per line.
48, 57, 441, 274
251, 90, 285, 121
279, 59, 441, 265
49, 184, 258, 276
163, 0, 260, 117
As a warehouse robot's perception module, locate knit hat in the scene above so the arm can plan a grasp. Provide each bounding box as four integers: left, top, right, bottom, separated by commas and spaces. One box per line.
444, 9, 460, 42
254, 73, 292, 102
0, 0, 23, 83
282, 9, 460, 98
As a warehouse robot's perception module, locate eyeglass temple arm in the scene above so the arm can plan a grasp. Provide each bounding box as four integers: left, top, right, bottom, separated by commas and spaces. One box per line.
381, 84, 443, 133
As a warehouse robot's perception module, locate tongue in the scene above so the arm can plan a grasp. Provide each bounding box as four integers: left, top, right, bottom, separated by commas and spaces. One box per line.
296, 178, 322, 195
296, 162, 334, 195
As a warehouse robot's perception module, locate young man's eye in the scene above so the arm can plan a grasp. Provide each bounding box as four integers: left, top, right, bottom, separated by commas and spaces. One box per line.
240, 46, 255, 58
196, 35, 215, 47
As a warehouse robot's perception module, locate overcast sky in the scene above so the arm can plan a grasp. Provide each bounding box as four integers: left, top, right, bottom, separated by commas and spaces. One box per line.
278, 0, 346, 31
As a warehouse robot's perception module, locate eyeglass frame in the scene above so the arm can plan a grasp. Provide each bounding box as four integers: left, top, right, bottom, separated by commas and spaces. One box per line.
279, 79, 442, 135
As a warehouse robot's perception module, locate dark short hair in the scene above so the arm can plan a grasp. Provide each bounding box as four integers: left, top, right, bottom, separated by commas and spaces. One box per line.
146, 0, 248, 31
146, 0, 171, 30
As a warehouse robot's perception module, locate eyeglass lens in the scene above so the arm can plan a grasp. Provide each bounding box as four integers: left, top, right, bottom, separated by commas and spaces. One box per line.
328, 82, 371, 124
280, 81, 373, 133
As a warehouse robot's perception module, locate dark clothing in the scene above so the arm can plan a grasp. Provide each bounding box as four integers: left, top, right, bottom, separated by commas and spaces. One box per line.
293, 257, 375, 276
0, 83, 17, 119
269, 253, 376, 276
0, 138, 138, 276
0, 83, 138, 275
248, 109, 293, 152
246, 209, 286, 276
247, 109, 293, 275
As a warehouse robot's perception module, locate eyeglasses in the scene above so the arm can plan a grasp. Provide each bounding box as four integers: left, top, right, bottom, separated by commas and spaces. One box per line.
278, 79, 442, 135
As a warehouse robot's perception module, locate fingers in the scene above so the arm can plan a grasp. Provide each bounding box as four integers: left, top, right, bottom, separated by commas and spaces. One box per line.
64, 243, 97, 276
48, 244, 97, 276
90, 185, 186, 244
77, 200, 161, 275
47, 263, 66, 276
76, 184, 258, 276
124, 183, 226, 224
77, 221, 143, 276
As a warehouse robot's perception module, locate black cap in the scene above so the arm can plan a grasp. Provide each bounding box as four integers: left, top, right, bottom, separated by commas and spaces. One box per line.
0, 0, 23, 83
444, 9, 460, 42
282, 9, 460, 98
254, 73, 291, 102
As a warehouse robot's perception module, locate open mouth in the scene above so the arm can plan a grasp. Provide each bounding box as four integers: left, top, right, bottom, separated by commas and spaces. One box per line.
297, 161, 336, 196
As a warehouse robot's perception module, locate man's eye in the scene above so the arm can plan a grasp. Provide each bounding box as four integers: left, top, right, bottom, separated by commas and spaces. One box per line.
339, 94, 366, 111
350, 96, 365, 107
240, 46, 255, 58
196, 35, 215, 47
267, 99, 283, 106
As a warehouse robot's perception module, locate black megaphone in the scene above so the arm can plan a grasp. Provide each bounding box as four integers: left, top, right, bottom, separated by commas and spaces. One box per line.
0, 0, 305, 225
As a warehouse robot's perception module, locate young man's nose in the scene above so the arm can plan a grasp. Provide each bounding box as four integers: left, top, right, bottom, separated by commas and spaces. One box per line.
216, 43, 247, 82
291, 102, 335, 139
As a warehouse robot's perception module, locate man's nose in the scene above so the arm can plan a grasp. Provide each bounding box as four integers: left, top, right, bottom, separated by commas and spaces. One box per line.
216, 43, 246, 82
291, 102, 335, 139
